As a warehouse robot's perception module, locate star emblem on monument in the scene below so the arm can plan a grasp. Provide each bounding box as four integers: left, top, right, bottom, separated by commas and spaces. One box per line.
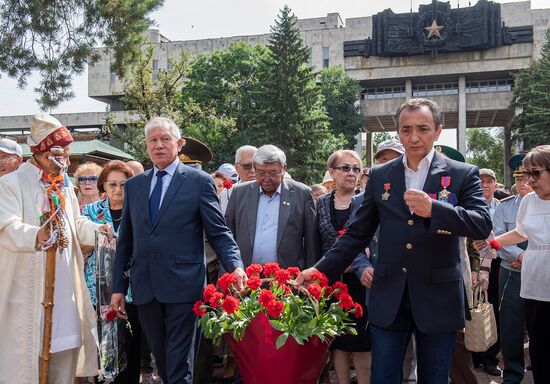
425, 20, 444, 38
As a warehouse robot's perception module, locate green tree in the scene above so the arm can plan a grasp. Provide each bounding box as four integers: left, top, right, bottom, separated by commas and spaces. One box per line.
466, 127, 505, 182
107, 46, 233, 167
318, 66, 365, 148
0, 0, 163, 109
511, 28, 550, 149
251, 6, 344, 184
373, 131, 399, 150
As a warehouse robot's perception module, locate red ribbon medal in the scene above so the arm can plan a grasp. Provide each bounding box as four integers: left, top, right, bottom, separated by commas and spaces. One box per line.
382, 183, 391, 201
439, 176, 451, 202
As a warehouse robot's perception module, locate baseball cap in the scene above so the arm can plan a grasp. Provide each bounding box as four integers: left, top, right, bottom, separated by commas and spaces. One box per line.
218, 163, 238, 183
479, 168, 496, 180
374, 140, 404, 159
0, 138, 23, 157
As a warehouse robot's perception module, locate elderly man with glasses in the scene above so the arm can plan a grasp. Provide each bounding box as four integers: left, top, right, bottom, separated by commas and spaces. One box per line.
0, 138, 23, 177
225, 144, 320, 269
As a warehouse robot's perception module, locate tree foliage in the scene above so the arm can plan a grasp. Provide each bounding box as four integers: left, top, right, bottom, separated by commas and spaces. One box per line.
466, 127, 504, 182
0, 0, 163, 109
251, 6, 344, 184
318, 66, 365, 149
511, 28, 550, 149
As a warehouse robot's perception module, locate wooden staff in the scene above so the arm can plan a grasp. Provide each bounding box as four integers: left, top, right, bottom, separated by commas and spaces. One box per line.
39, 245, 57, 384
38, 146, 67, 384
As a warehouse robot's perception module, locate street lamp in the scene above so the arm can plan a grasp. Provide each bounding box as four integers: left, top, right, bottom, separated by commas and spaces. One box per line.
229, 98, 257, 130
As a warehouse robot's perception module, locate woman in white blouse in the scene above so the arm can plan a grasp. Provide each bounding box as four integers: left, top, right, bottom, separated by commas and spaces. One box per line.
491, 145, 550, 384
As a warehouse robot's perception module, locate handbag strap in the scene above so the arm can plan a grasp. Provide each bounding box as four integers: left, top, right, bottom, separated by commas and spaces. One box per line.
472, 286, 488, 308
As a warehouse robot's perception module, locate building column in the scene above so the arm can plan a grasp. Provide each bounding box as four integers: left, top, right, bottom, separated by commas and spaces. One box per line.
365, 131, 373, 167
503, 123, 512, 188
457, 76, 467, 154
405, 79, 412, 100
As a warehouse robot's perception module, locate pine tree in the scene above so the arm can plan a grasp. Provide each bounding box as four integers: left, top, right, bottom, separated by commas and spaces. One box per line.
252, 6, 344, 184
511, 28, 550, 149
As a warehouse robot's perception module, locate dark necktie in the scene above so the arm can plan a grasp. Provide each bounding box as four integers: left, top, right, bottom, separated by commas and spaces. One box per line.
149, 170, 167, 224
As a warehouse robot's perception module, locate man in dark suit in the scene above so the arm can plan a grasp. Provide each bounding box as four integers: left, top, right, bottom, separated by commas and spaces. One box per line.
298, 98, 492, 383
225, 144, 319, 269
111, 117, 245, 384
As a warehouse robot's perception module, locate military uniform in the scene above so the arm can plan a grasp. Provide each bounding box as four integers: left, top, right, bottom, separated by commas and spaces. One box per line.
492, 154, 529, 384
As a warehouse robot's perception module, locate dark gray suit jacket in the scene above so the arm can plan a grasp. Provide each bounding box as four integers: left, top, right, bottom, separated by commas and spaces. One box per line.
224, 179, 319, 268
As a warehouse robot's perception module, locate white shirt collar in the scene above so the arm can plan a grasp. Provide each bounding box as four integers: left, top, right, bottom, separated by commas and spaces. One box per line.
402, 147, 436, 172
154, 157, 179, 177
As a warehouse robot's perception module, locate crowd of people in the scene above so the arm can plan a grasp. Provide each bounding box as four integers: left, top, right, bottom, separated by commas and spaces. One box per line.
0, 97, 549, 384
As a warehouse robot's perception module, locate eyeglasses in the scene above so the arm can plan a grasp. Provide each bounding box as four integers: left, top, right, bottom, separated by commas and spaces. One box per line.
105, 181, 126, 190
0, 156, 18, 163
238, 162, 254, 171
333, 165, 361, 174
78, 176, 99, 185
524, 168, 550, 180
256, 170, 283, 178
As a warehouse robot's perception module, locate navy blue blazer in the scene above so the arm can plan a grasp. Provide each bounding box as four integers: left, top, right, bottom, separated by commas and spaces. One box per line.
316, 152, 492, 333
113, 162, 243, 305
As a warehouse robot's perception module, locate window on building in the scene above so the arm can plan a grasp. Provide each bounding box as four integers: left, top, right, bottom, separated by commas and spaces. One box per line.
110, 72, 117, 83
152, 59, 159, 70
322, 47, 329, 68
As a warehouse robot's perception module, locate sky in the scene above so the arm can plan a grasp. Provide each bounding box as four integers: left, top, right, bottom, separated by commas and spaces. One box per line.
0, 0, 545, 146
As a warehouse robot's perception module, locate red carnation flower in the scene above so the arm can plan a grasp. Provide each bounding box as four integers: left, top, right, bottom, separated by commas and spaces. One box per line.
258, 289, 275, 307
105, 309, 117, 321
310, 270, 329, 288
274, 269, 291, 286
323, 286, 333, 298
488, 240, 501, 251
203, 284, 218, 303
246, 264, 263, 277
333, 281, 348, 298
217, 273, 237, 294
222, 296, 240, 314
354, 302, 363, 318
208, 292, 224, 308
223, 180, 233, 189
263, 262, 281, 277
193, 301, 206, 317
287, 267, 301, 278
283, 284, 292, 294
307, 283, 322, 301
337, 228, 347, 238
266, 300, 284, 318
246, 276, 262, 291
338, 292, 354, 311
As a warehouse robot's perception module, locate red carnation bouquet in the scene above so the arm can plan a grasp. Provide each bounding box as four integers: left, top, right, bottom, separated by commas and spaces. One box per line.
194, 263, 360, 347
194, 263, 361, 383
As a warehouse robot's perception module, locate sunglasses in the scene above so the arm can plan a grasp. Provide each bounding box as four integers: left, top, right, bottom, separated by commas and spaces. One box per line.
78, 176, 99, 185
238, 162, 254, 171
524, 168, 550, 180
333, 165, 361, 174
105, 181, 126, 190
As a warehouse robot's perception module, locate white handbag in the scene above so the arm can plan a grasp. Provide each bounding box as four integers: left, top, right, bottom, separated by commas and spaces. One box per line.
464, 287, 498, 352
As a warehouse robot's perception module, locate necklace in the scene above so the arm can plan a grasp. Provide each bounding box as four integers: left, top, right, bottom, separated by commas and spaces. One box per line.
333, 194, 352, 209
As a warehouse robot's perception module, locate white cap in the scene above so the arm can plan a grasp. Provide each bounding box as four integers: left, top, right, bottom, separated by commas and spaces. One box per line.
0, 138, 22, 157
374, 140, 404, 159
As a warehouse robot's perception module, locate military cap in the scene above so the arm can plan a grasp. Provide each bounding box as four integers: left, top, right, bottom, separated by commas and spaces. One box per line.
508, 153, 527, 177
435, 145, 465, 163
178, 137, 212, 169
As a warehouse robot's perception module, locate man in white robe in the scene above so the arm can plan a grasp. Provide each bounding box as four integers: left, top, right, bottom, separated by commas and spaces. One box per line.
0, 113, 110, 384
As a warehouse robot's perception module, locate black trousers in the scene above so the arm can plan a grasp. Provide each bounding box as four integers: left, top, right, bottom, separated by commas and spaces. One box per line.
525, 299, 550, 384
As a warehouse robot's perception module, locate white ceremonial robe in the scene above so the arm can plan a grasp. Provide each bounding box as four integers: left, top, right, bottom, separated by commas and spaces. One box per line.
0, 161, 101, 383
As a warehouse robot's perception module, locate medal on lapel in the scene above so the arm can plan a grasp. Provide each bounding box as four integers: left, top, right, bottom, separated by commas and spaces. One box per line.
439, 176, 451, 203
381, 183, 391, 201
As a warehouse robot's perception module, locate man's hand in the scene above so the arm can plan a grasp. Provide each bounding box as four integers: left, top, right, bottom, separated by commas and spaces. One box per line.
404, 189, 433, 218
232, 267, 247, 290
360, 267, 374, 288
36, 226, 51, 249
110, 293, 128, 320
295, 267, 319, 286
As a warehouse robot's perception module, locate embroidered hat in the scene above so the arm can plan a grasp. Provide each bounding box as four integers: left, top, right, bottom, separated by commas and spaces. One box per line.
508, 153, 527, 178
0, 138, 23, 157
374, 140, 404, 159
27, 113, 73, 154
435, 145, 465, 163
179, 136, 212, 167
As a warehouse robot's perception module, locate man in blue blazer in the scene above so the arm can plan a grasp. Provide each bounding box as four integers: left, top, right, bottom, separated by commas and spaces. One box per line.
298, 98, 492, 384
111, 117, 245, 384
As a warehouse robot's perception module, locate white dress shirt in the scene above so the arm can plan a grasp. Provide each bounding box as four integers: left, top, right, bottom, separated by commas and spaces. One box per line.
149, 158, 180, 207
402, 147, 436, 190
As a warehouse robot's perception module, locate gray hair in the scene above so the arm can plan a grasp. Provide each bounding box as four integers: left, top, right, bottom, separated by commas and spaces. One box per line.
235, 145, 258, 163
253, 144, 286, 166
144, 117, 181, 139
